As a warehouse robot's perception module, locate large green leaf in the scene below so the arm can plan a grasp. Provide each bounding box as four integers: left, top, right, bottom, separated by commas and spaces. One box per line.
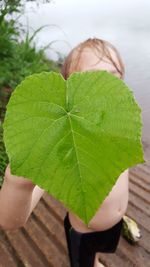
3, 71, 144, 224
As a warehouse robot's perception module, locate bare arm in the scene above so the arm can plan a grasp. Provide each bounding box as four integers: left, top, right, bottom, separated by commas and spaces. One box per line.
0, 164, 45, 230
29, 185, 45, 213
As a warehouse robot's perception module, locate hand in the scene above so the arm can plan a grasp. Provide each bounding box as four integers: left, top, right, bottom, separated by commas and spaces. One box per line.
4, 163, 35, 189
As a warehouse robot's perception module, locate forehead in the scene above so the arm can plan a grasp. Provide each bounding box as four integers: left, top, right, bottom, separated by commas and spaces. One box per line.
72, 46, 121, 77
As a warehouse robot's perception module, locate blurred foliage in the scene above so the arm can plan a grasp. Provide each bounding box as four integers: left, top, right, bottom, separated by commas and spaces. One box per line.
0, 0, 61, 185
0, 121, 8, 188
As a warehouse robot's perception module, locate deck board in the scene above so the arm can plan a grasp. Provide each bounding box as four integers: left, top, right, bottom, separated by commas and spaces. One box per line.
0, 142, 149, 267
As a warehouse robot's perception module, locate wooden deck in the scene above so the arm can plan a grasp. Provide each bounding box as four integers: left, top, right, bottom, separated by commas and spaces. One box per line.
0, 141, 149, 267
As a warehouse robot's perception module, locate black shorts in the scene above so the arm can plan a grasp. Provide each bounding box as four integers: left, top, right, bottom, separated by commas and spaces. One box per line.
64, 212, 123, 267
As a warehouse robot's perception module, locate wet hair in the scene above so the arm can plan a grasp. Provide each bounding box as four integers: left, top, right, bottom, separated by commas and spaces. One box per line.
61, 38, 125, 80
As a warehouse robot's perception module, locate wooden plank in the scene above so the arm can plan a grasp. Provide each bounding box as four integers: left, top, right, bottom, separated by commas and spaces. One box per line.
118, 237, 150, 267
129, 180, 150, 204
130, 167, 150, 185
129, 173, 150, 193
129, 191, 150, 216
24, 213, 69, 267
0, 230, 25, 267
5, 228, 47, 267
33, 198, 67, 253
137, 226, 150, 253
0, 240, 17, 267
98, 250, 133, 267
42, 193, 67, 221
126, 203, 150, 233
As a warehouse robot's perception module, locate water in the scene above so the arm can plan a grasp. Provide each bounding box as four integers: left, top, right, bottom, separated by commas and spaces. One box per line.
20, 0, 150, 144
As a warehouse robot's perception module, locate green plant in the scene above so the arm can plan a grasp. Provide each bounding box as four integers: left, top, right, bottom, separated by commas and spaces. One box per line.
0, 32, 59, 122
0, 30, 59, 89
0, 0, 60, 185
0, 121, 8, 187
0, 0, 59, 104
3, 71, 144, 224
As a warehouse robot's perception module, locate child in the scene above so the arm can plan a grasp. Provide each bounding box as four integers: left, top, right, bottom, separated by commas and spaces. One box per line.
61, 38, 129, 267
0, 38, 134, 267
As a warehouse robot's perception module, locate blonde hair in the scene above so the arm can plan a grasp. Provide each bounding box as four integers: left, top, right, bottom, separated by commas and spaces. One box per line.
61, 38, 125, 80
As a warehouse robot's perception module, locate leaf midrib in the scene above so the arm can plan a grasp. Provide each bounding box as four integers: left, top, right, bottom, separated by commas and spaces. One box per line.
67, 112, 87, 223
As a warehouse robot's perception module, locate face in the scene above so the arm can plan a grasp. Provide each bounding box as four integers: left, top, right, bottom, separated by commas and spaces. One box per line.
72, 46, 122, 79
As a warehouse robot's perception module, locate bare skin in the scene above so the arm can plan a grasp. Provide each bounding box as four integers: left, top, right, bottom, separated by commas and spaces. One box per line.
0, 45, 128, 267
0, 164, 44, 230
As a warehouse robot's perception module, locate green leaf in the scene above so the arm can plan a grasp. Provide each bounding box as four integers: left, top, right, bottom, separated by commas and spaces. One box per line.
3, 71, 144, 224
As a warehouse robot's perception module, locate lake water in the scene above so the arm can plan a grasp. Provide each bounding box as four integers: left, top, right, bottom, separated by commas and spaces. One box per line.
20, 0, 150, 145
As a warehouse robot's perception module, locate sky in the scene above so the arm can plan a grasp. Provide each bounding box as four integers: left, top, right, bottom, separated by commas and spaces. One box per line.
20, 0, 150, 60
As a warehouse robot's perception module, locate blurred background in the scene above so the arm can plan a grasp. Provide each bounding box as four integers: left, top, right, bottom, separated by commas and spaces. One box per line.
0, 0, 150, 180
